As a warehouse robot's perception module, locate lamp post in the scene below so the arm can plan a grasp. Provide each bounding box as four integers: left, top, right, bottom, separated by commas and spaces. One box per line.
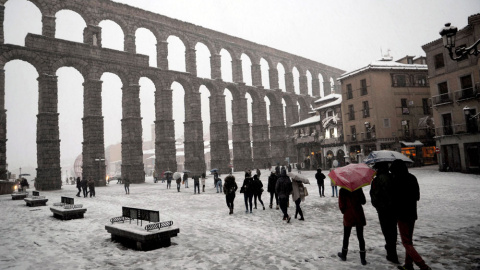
94, 158, 105, 184
439, 23, 480, 61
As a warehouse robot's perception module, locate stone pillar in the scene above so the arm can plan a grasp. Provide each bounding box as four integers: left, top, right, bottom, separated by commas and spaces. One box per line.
285, 104, 299, 129
323, 81, 331, 96
155, 89, 177, 174
251, 64, 262, 87
121, 84, 145, 183
83, 25, 102, 47
36, 73, 61, 190
209, 94, 230, 174
124, 34, 136, 53
312, 77, 320, 97
184, 91, 206, 175
269, 101, 286, 166
185, 48, 197, 76
232, 58, 243, 83
285, 72, 294, 93
156, 41, 168, 70
269, 68, 279, 90
251, 100, 270, 169
82, 80, 106, 186
0, 6, 5, 44
42, 15, 56, 38
232, 97, 252, 171
299, 75, 308, 95
0, 70, 6, 179
210, 54, 222, 80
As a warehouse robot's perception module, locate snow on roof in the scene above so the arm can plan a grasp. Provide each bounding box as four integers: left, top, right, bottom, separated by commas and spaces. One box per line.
338, 58, 427, 80
290, 115, 320, 128
313, 93, 341, 104
312, 94, 342, 110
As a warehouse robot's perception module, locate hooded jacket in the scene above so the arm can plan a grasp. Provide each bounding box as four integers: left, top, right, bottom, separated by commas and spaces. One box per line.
390, 160, 420, 221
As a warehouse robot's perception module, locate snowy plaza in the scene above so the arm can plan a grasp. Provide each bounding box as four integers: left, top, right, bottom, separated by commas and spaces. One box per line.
1, 166, 479, 270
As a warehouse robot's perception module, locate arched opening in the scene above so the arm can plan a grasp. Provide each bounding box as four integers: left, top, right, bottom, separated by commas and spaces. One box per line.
99, 20, 124, 51
5, 60, 38, 179
171, 81, 185, 171
199, 85, 211, 169
281, 98, 287, 125
167, 36, 186, 73
241, 54, 252, 86
296, 101, 301, 123
57, 67, 84, 181
293, 67, 300, 95
220, 49, 233, 83
306, 70, 313, 96
264, 96, 271, 124
260, 58, 270, 89
135, 28, 157, 67
224, 88, 234, 162
139, 77, 155, 175
195, 42, 211, 79
55, 10, 86, 43
318, 73, 325, 97
101, 72, 123, 150
4, 0, 41, 46
277, 63, 286, 92
245, 92, 253, 152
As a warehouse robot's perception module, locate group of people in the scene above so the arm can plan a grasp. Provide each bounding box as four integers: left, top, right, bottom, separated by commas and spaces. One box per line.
75, 177, 96, 198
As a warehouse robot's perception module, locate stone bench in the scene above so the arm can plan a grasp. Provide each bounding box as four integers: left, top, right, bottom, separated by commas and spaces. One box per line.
11, 192, 28, 200
50, 196, 86, 220
24, 196, 48, 207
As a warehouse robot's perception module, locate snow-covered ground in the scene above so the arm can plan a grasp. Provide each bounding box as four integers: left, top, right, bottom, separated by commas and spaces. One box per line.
0, 166, 479, 270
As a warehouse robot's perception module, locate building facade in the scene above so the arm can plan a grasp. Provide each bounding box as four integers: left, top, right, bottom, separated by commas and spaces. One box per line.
422, 14, 480, 173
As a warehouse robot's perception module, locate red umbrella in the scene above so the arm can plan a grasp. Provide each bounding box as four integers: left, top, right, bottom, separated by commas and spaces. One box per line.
328, 163, 376, 192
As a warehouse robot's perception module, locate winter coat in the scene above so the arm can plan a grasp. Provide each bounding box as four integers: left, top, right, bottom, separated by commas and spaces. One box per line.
20, 178, 29, 188
223, 175, 238, 195
291, 178, 310, 202
87, 179, 95, 189
123, 178, 130, 187
315, 170, 326, 185
267, 173, 278, 193
176, 178, 181, 184
76, 178, 81, 188
192, 175, 200, 184
80, 179, 88, 189
370, 170, 395, 212
241, 176, 254, 194
339, 188, 367, 227
201, 176, 206, 185
390, 160, 420, 221
183, 174, 188, 181
251, 176, 264, 195
275, 173, 292, 199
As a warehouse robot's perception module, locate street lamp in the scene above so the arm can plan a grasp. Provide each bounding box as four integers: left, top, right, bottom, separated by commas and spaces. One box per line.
439, 23, 480, 61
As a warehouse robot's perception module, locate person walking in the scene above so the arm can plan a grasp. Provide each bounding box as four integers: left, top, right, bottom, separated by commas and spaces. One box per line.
75, 177, 81, 197
240, 172, 254, 213
193, 175, 200, 194
20, 178, 29, 192
370, 162, 399, 264
291, 175, 310, 220
256, 168, 261, 178
330, 166, 338, 197
183, 173, 189, 188
275, 168, 292, 222
337, 187, 368, 265
288, 163, 292, 172
390, 160, 432, 270
223, 174, 238, 214
315, 168, 326, 197
176, 175, 182, 192
252, 174, 265, 210
267, 170, 279, 209
81, 177, 88, 198
216, 176, 223, 193
87, 178, 95, 198
201, 173, 206, 192
166, 173, 172, 189
124, 177, 130, 194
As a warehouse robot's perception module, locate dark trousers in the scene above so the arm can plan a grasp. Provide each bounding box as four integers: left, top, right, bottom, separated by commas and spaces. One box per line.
318, 184, 324, 196
82, 187, 87, 197
269, 192, 278, 206
76, 187, 81, 196
194, 183, 200, 194
244, 192, 253, 212
177, 182, 181, 191
124, 185, 129, 194
294, 198, 303, 218
254, 193, 264, 208
343, 225, 365, 251
89, 187, 95, 197
279, 197, 289, 218
378, 211, 398, 258
226, 193, 235, 209
398, 219, 428, 269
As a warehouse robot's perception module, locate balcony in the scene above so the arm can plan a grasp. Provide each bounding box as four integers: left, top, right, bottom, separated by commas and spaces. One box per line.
431, 92, 453, 107
454, 87, 479, 102
397, 128, 435, 140
295, 136, 316, 144
322, 136, 344, 145
434, 123, 479, 136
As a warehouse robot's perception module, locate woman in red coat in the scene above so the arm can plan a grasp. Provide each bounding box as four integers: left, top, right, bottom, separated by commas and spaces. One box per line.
337, 187, 367, 265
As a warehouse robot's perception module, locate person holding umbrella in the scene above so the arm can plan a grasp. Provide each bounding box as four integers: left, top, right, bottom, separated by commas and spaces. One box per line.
289, 172, 310, 221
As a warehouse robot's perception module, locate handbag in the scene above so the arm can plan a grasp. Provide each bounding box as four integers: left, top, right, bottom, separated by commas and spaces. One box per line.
240, 186, 245, 193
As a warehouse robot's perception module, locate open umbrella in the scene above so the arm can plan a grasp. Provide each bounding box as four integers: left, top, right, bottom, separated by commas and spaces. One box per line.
183, 170, 191, 173
173, 172, 182, 180
328, 163, 375, 192
364, 150, 413, 164
210, 168, 219, 172
164, 170, 173, 174
287, 172, 310, 183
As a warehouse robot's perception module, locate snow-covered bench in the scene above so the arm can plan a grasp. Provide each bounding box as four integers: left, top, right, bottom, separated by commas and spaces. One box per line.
50, 196, 86, 220
11, 191, 28, 200
24, 191, 48, 207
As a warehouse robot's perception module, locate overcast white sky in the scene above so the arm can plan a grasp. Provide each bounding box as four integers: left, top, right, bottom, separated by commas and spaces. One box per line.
3, 0, 479, 177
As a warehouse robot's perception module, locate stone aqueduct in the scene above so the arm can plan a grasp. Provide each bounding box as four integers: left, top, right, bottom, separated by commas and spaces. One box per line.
0, 0, 344, 190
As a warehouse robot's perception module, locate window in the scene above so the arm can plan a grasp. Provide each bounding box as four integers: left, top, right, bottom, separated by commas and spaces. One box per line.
407, 57, 413, 64
348, 104, 355, 120
396, 75, 407, 87
442, 113, 453, 135
362, 101, 370, 118
465, 108, 478, 133
434, 53, 445, 69
360, 79, 367, 95
350, 125, 356, 141
329, 128, 335, 138
383, 118, 391, 128
347, 84, 353, 99
416, 75, 427, 86
460, 74, 473, 99
422, 98, 430, 115
438, 82, 450, 102
327, 110, 334, 117
401, 98, 409, 115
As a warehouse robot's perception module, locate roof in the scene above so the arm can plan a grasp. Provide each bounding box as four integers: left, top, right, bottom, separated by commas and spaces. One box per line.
338, 58, 428, 80
290, 115, 321, 128
312, 94, 342, 110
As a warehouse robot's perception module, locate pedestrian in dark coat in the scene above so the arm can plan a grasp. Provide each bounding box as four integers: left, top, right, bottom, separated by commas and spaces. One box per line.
390, 160, 431, 270
20, 178, 29, 192
370, 161, 399, 264
223, 174, 238, 214
252, 174, 265, 210
76, 177, 81, 197
166, 173, 172, 189
183, 173, 189, 188
275, 168, 292, 222
241, 172, 254, 213
81, 178, 88, 197
193, 175, 200, 194
124, 177, 130, 194
315, 168, 326, 197
337, 187, 367, 265
87, 178, 95, 197
267, 170, 279, 209
176, 176, 181, 192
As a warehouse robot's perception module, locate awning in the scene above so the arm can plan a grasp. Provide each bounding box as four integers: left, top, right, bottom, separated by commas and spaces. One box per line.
400, 140, 424, 147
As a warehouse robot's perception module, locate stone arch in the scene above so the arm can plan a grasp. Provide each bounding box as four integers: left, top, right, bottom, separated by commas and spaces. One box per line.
296, 96, 310, 121
198, 80, 217, 96
265, 92, 281, 106
281, 93, 295, 107
0, 49, 45, 72
165, 31, 192, 50
51, 4, 92, 25
168, 75, 193, 95
132, 23, 161, 43
96, 14, 129, 38
51, 57, 89, 79
193, 38, 217, 56
245, 88, 261, 104
137, 69, 161, 89
95, 64, 130, 87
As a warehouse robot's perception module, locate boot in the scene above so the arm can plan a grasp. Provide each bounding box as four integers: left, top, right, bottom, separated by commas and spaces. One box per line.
337, 248, 347, 261
276, 205, 279, 210
360, 250, 367, 265
263, 205, 265, 210
269, 204, 272, 209
229, 207, 233, 215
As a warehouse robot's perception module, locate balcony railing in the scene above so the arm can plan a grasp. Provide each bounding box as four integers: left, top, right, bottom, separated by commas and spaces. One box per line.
295, 136, 315, 144
454, 87, 478, 102
431, 92, 453, 106
397, 128, 435, 140
434, 123, 479, 136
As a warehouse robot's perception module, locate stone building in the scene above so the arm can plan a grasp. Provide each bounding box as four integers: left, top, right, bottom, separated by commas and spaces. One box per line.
422, 14, 480, 173
338, 56, 435, 165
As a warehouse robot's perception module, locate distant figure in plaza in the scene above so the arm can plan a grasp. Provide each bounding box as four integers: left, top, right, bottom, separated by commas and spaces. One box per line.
337, 187, 368, 265
370, 162, 399, 264
75, 177, 81, 197
291, 174, 309, 221
81, 177, 88, 197
20, 178, 29, 192
176, 176, 182, 192
183, 173, 189, 188
166, 173, 172, 189
256, 168, 261, 178
241, 172, 254, 213
330, 161, 338, 197
214, 172, 219, 187
275, 168, 292, 223
201, 173, 206, 192
216, 176, 223, 193
275, 163, 280, 175
288, 164, 292, 172
87, 178, 95, 198
123, 177, 130, 194
267, 170, 279, 209
252, 174, 265, 210
223, 174, 238, 215
390, 160, 432, 270
193, 175, 200, 194
315, 168, 326, 197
